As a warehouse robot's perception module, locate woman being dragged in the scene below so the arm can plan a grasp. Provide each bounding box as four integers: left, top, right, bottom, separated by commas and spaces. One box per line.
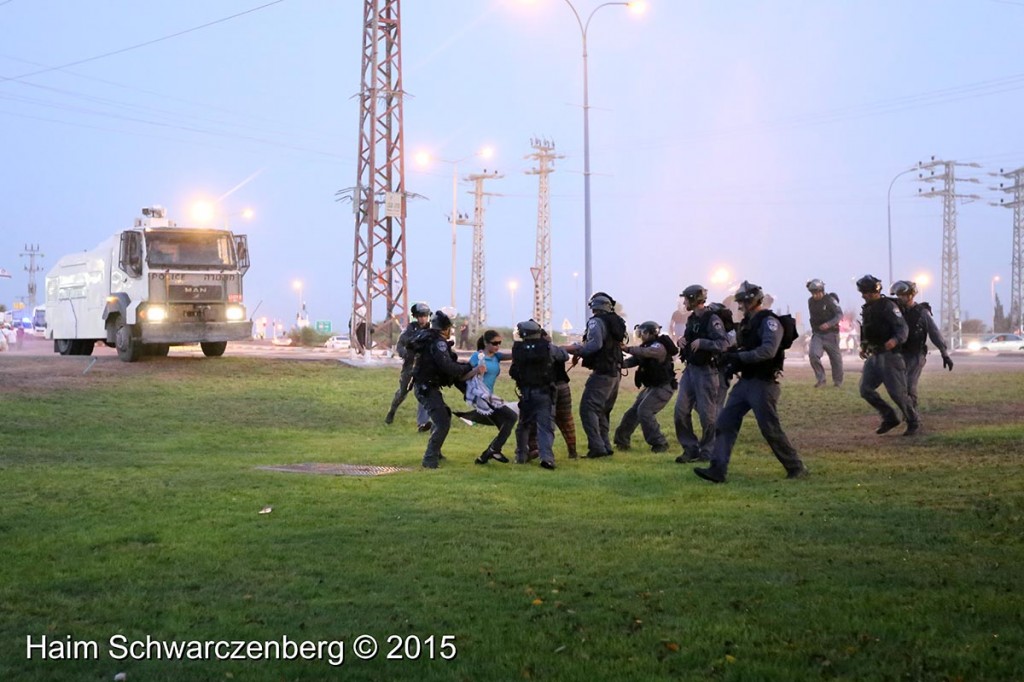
456, 329, 519, 464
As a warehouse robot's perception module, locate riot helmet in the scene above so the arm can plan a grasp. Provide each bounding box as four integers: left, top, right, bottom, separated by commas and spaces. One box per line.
680, 285, 708, 305
588, 293, 614, 313
516, 319, 543, 339
806, 278, 825, 293
889, 280, 917, 297
733, 280, 765, 307
856, 275, 883, 294
635, 321, 661, 338
410, 302, 431, 318
430, 310, 453, 331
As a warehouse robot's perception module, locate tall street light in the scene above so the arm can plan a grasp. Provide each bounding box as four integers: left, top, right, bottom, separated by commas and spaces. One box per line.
293, 280, 305, 328
561, 0, 645, 309
992, 274, 1001, 332
415, 146, 494, 312
887, 166, 918, 284
508, 280, 519, 329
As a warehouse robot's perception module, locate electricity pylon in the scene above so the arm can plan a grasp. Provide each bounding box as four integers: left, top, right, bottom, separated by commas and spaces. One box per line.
525, 138, 562, 333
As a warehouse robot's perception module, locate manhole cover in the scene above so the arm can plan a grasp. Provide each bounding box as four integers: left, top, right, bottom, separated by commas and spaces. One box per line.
256, 463, 414, 477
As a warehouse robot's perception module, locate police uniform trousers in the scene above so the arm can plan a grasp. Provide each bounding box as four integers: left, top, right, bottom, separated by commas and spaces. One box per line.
860, 351, 919, 426
901, 351, 927, 409
674, 363, 720, 459
529, 381, 578, 458
579, 371, 620, 456
515, 386, 556, 465
808, 331, 844, 386
459, 405, 518, 455
615, 383, 673, 450
388, 363, 429, 424
708, 376, 803, 477
413, 383, 452, 465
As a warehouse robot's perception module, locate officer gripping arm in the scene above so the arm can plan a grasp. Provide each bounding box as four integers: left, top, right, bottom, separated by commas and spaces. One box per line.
689, 311, 730, 356
622, 339, 666, 369
429, 337, 481, 384
567, 316, 606, 359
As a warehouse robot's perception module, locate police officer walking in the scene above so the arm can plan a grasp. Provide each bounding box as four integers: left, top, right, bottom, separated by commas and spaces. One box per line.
409, 310, 485, 468
385, 302, 432, 428
694, 281, 808, 483
613, 321, 678, 453
891, 280, 953, 419
564, 292, 628, 458
806, 278, 844, 388
856, 275, 919, 436
510, 320, 570, 470
674, 285, 730, 464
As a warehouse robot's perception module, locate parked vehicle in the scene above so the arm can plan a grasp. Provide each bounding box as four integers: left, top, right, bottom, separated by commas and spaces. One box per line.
324, 335, 351, 350
45, 206, 251, 362
966, 333, 1024, 352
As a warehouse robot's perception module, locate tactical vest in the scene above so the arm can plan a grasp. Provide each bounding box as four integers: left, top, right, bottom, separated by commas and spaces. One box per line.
581, 311, 626, 375
682, 309, 722, 366
552, 357, 570, 384
634, 334, 678, 388
860, 297, 899, 349
396, 322, 420, 365
510, 338, 554, 388
411, 329, 457, 387
902, 302, 932, 354
736, 310, 786, 381
808, 294, 840, 332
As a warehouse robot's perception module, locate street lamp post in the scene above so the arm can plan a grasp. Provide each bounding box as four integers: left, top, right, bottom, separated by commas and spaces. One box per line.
572, 271, 579, 329
508, 280, 518, 329
992, 275, 1001, 332
887, 167, 918, 284
293, 280, 304, 327
561, 0, 636, 311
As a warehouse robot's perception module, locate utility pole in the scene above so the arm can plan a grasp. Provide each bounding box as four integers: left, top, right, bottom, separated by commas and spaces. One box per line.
990, 165, 1024, 333
346, 0, 407, 356
465, 170, 502, 337
525, 138, 563, 333
916, 157, 981, 350
20, 244, 44, 310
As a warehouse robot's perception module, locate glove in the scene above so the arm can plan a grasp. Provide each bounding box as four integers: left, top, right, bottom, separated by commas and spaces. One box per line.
942, 354, 954, 371
721, 351, 741, 377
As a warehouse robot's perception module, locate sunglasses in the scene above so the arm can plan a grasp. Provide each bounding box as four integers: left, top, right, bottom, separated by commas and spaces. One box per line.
489, 340, 502, 346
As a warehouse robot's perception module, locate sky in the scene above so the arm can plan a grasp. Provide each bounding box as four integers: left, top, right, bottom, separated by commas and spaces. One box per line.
2, 0, 1024, 339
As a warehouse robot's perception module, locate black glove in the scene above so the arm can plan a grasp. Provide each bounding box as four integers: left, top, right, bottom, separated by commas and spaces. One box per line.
942, 354, 954, 371
721, 350, 741, 377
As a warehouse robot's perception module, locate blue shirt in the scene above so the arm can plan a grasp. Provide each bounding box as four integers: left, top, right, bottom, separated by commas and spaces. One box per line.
469, 351, 506, 393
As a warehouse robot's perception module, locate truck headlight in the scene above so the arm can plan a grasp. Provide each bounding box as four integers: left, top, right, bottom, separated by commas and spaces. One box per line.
226, 305, 246, 321
145, 306, 167, 323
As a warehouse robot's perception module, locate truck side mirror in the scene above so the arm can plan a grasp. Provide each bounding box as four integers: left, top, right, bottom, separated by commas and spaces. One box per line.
234, 235, 250, 276
119, 231, 143, 278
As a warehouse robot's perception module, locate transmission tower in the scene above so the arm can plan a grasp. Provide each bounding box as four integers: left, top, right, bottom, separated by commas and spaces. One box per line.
19, 244, 44, 310
990, 166, 1024, 333
465, 170, 503, 336
348, 0, 407, 355
916, 157, 981, 349
525, 138, 563, 333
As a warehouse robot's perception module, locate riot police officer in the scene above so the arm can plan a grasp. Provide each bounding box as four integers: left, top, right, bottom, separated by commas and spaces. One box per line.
614, 321, 678, 453
510, 319, 569, 469
410, 310, 484, 468
564, 292, 627, 458
385, 302, 432, 428
806, 278, 844, 388
891, 280, 953, 420
856, 275, 919, 436
674, 285, 730, 463
694, 281, 807, 483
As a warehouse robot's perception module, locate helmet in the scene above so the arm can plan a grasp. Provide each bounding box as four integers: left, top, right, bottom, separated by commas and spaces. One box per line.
890, 280, 917, 297
429, 310, 452, 330
516, 319, 543, 338
856, 275, 883, 294
410, 302, 431, 317
733, 280, 764, 306
635, 320, 661, 337
588, 293, 614, 313
806, 278, 825, 293
680, 285, 707, 305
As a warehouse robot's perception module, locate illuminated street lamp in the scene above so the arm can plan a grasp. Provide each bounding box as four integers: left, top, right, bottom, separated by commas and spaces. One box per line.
293, 280, 307, 328
415, 146, 495, 310
190, 200, 255, 229
887, 167, 918, 283
560, 0, 646, 308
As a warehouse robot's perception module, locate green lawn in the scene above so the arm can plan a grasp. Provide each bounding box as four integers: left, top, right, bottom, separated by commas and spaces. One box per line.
1, 356, 1022, 681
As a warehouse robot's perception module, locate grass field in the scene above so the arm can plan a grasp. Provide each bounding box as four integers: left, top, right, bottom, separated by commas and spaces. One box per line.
1, 354, 1022, 681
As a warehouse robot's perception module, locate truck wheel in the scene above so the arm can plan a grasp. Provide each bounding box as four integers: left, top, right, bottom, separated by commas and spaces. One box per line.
151, 344, 170, 357
55, 339, 74, 355
114, 318, 142, 362
200, 341, 227, 357
73, 340, 95, 356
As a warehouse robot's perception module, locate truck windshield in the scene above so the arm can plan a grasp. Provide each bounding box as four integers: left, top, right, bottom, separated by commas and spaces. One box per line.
145, 230, 236, 269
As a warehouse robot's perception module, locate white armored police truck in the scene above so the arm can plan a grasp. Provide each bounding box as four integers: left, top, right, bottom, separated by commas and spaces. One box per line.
45, 206, 252, 362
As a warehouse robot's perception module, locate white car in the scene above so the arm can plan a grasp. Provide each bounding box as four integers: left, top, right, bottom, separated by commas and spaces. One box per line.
324, 335, 351, 350
966, 333, 1024, 352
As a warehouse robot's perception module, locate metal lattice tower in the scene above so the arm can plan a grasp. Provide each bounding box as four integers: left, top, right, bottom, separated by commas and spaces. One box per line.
916, 158, 981, 349
525, 138, 563, 333
19, 243, 44, 309
991, 166, 1024, 333
349, 0, 407, 354
465, 171, 502, 336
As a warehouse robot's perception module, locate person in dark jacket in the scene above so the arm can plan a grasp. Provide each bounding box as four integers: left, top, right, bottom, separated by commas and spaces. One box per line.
614, 321, 677, 453
891, 280, 953, 426
410, 310, 484, 468
510, 319, 569, 469
385, 302, 431, 428
806, 278, 844, 388
856, 274, 919, 436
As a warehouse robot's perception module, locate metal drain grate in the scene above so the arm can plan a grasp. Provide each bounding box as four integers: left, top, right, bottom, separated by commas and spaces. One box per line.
256, 463, 414, 477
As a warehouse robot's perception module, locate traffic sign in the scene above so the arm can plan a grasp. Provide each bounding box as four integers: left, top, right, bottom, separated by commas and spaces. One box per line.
315, 320, 332, 333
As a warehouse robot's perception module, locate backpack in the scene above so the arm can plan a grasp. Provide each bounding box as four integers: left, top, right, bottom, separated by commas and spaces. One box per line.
509, 338, 554, 388
710, 305, 736, 333
775, 313, 799, 351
